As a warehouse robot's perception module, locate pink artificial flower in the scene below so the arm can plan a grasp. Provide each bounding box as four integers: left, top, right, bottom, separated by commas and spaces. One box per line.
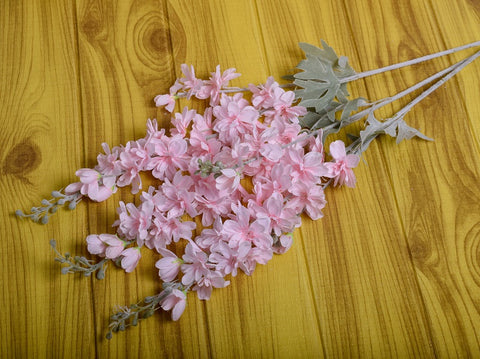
114, 201, 153, 242
195, 188, 232, 227
154, 94, 176, 113
246, 246, 273, 266
212, 94, 259, 144
248, 76, 279, 109
198, 65, 241, 105
286, 147, 328, 183
264, 87, 307, 122
288, 182, 326, 220
250, 192, 301, 236
221, 203, 272, 248
179, 64, 204, 98
215, 168, 241, 193
273, 234, 293, 254
146, 136, 189, 181
260, 163, 293, 197
267, 119, 303, 145
193, 270, 229, 300
149, 214, 196, 247
145, 119, 167, 144
155, 248, 182, 282
140, 186, 167, 214
324, 140, 360, 187
195, 217, 226, 250
307, 131, 324, 157
209, 240, 251, 277
181, 242, 209, 286
71, 168, 113, 202
116, 141, 149, 193
170, 107, 197, 137
160, 171, 197, 217
86, 234, 107, 256
100, 234, 126, 259
64, 181, 82, 195
96, 143, 122, 179
160, 288, 187, 321
76, 168, 99, 184
259, 143, 284, 163
120, 247, 141, 273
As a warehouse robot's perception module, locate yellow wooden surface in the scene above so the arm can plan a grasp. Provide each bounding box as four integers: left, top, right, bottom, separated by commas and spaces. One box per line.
1, 0, 480, 357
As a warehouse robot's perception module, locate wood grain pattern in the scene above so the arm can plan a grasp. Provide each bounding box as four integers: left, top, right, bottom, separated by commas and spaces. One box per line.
1, 0, 479, 357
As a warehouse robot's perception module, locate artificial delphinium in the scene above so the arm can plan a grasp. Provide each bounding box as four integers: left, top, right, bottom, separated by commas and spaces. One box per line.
16, 40, 480, 338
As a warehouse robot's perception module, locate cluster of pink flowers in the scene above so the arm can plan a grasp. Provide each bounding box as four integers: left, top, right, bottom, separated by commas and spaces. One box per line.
65, 65, 359, 320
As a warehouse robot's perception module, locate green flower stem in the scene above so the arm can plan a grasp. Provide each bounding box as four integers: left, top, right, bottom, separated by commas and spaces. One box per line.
346, 49, 480, 155
345, 55, 469, 125
392, 49, 480, 121
340, 40, 480, 84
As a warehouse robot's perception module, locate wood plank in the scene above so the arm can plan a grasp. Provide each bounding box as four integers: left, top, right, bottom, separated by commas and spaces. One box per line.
166, 1, 325, 357
74, 0, 193, 357
254, 0, 437, 357
0, 1, 95, 358
343, 0, 480, 356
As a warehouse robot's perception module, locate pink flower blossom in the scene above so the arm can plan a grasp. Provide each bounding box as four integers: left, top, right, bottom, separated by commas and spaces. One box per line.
96, 143, 122, 179
221, 204, 272, 248
250, 192, 301, 236
86, 234, 107, 256
64, 181, 82, 195
170, 107, 197, 137
273, 234, 293, 254
149, 214, 196, 248
146, 136, 189, 181
324, 140, 360, 187
116, 141, 149, 193
209, 241, 251, 277
213, 94, 259, 144
71, 168, 113, 202
160, 171, 197, 217
114, 201, 153, 242
264, 87, 307, 122
181, 242, 209, 286
155, 248, 182, 282
198, 65, 241, 105
195, 218, 225, 250
288, 182, 326, 220
248, 76, 279, 109
193, 270, 229, 300
215, 168, 241, 193
100, 234, 126, 259
154, 94, 176, 113
120, 247, 141, 273
160, 288, 187, 321
179, 64, 203, 98
286, 147, 328, 183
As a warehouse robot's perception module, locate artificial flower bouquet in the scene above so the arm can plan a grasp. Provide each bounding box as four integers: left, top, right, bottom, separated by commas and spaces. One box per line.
16, 40, 479, 338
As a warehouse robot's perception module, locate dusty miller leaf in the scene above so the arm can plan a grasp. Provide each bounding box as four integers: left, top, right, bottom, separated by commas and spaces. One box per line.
393, 119, 433, 143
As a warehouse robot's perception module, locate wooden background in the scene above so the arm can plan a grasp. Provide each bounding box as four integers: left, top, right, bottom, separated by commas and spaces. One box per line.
1, 0, 479, 357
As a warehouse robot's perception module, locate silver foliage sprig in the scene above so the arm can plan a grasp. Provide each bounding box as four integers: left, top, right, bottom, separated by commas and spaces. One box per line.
106, 283, 186, 340
292, 40, 480, 150
50, 239, 108, 280
15, 190, 82, 224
